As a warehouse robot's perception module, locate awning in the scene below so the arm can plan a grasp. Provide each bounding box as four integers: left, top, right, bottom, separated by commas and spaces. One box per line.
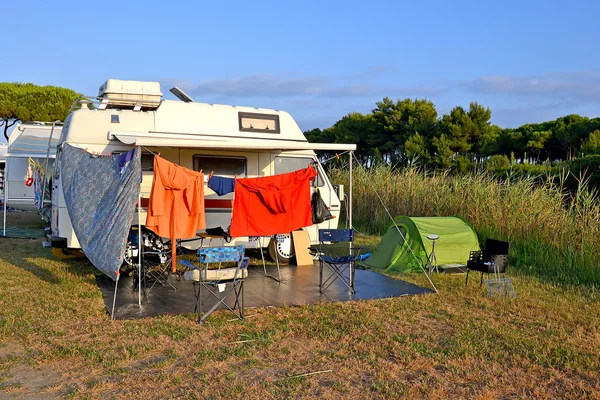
7, 125, 61, 158
6, 152, 56, 159
108, 131, 357, 151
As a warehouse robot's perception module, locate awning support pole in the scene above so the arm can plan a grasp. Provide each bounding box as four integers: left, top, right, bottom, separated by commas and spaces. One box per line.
3, 161, 8, 236
111, 274, 120, 320
349, 150, 354, 288
349, 151, 353, 234
138, 191, 142, 306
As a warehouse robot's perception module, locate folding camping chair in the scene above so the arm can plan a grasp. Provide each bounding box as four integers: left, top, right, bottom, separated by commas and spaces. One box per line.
311, 229, 361, 294
466, 238, 510, 286
178, 246, 249, 323
140, 230, 175, 294
142, 249, 174, 293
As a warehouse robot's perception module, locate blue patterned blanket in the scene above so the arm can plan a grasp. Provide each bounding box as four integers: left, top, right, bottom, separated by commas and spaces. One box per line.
61, 145, 141, 280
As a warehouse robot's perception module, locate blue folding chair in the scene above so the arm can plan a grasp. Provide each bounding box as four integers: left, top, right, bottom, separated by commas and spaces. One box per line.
179, 246, 249, 323
311, 229, 361, 294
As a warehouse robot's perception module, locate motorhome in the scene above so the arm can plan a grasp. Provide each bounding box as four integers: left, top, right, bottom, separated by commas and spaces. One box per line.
4, 122, 61, 212
49, 79, 356, 263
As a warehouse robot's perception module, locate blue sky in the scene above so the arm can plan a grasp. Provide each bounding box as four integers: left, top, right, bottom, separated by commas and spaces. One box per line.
3, 0, 600, 131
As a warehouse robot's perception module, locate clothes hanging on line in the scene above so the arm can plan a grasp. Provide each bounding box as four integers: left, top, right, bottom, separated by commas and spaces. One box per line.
207, 175, 236, 196
230, 166, 317, 237
28, 158, 53, 221
60, 144, 141, 281
146, 155, 206, 271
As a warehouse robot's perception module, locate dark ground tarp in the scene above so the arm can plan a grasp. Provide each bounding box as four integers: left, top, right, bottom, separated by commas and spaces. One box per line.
360, 216, 480, 273
98, 264, 433, 319
1, 210, 46, 239
61, 145, 141, 281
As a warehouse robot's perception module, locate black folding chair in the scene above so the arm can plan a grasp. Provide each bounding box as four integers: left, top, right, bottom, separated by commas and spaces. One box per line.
179, 245, 249, 323
466, 238, 509, 286
311, 229, 361, 294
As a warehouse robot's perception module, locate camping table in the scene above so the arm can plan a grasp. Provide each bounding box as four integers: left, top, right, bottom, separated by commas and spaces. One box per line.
439, 263, 467, 273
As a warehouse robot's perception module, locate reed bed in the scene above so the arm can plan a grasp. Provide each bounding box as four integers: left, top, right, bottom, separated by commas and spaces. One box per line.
330, 165, 600, 287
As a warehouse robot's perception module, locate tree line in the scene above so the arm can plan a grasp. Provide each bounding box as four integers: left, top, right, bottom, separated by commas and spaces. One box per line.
304, 97, 600, 170
0, 83, 80, 141
2, 82, 599, 170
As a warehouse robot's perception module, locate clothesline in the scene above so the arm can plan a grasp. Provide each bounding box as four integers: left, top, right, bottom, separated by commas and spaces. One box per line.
139, 145, 158, 156
59, 142, 159, 158
320, 150, 351, 165
59, 142, 333, 256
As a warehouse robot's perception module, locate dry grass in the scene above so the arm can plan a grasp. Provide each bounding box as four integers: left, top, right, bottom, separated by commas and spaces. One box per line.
0, 238, 599, 399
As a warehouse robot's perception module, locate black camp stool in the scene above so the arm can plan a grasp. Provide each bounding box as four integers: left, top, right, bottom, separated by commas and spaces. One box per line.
310, 229, 361, 294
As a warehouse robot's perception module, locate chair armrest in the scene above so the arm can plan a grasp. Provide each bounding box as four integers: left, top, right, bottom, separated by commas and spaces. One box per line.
241, 257, 250, 269
178, 260, 199, 270
350, 247, 363, 256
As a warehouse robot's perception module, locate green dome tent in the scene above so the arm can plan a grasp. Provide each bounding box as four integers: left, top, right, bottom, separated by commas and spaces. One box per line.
360, 216, 480, 273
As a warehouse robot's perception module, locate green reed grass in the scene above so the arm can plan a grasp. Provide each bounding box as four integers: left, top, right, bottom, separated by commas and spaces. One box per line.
330, 165, 600, 287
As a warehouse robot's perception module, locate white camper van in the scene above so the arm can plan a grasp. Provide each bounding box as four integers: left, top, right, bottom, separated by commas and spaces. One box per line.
4, 122, 61, 211
49, 79, 356, 263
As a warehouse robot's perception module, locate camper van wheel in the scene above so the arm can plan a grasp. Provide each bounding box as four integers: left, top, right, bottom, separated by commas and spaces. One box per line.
267, 234, 294, 265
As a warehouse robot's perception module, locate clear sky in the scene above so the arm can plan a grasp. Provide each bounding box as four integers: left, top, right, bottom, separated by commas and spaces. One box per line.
2, 0, 600, 131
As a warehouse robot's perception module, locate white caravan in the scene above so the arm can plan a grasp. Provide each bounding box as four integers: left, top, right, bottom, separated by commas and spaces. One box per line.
49, 79, 356, 262
4, 122, 61, 212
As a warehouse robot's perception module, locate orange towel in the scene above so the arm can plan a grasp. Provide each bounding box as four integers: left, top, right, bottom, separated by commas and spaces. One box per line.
230, 166, 317, 237
146, 156, 206, 271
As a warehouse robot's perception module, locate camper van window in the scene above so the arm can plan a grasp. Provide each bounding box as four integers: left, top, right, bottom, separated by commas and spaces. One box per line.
274, 156, 323, 187
193, 155, 247, 178
140, 154, 154, 171
238, 112, 280, 134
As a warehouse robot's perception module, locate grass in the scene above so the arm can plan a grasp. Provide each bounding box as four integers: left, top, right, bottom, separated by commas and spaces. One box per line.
0, 237, 599, 399
330, 165, 600, 287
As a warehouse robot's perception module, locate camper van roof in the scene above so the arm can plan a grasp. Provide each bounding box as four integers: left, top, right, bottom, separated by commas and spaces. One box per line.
60, 79, 357, 151
7, 122, 63, 157
64, 98, 357, 151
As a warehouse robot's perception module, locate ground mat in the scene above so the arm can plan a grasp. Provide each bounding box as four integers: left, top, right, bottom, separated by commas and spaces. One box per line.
97, 264, 432, 319
0, 226, 45, 239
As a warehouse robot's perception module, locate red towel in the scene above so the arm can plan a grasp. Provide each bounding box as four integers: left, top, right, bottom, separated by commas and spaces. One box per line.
230, 166, 317, 237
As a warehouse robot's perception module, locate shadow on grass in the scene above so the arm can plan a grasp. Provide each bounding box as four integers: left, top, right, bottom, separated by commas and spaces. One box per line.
0, 237, 97, 285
